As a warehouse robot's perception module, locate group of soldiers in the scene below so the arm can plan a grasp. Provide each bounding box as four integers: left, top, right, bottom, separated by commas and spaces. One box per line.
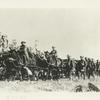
0, 33, 100, 81
73, 56, 100, 79
34, 46, 100, 80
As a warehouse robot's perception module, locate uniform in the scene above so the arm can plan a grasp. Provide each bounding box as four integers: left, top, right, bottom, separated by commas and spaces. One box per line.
19, 43, 29, 65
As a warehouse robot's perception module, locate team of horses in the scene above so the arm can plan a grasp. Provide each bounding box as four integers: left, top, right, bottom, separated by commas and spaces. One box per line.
0, 47, 99, 82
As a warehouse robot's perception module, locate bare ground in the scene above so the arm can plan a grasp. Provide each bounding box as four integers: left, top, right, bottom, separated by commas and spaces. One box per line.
0, 77, 100, 93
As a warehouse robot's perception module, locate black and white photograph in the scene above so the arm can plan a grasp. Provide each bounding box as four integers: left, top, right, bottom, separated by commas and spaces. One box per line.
1, 1, 100, 99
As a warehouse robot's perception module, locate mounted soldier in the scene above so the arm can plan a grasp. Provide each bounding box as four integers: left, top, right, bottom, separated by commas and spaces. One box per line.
0, 34, 8, 53
11, 39, 19, 51
50, 46, 57, 57
19, 41, 29, 65
49, 46, 57, 66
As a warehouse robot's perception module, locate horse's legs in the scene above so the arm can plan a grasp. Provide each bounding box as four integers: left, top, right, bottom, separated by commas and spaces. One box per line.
76, 71, 80, 79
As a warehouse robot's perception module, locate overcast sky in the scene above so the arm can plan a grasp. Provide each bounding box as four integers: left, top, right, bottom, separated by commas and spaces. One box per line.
0, 8, 100, 59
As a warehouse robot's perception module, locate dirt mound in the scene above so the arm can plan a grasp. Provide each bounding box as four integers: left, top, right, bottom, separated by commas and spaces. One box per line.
88, 83, 100, 92
73, 85, 83, 92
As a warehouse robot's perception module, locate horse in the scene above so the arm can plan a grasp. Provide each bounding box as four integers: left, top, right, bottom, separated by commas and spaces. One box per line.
1, 49, 33, 81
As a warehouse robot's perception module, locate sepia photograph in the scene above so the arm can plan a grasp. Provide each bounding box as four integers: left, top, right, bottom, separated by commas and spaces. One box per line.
0, 1, 100, 100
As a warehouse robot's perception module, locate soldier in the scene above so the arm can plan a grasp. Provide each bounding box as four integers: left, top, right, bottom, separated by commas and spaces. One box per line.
91, 58, 95, 76
84, 57, 89, 77
50, 46, 57, 66
11, 39, 18, 51
44, 51, 50, 63
0, 34, 8, 52
50, 46, 57, 57
95, 60, 100, 76
65, 55, 73, 79
79, 56, 86, 79
80, 56, 86, 68
19, 41, 29, 65
86, 58, 94, 79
